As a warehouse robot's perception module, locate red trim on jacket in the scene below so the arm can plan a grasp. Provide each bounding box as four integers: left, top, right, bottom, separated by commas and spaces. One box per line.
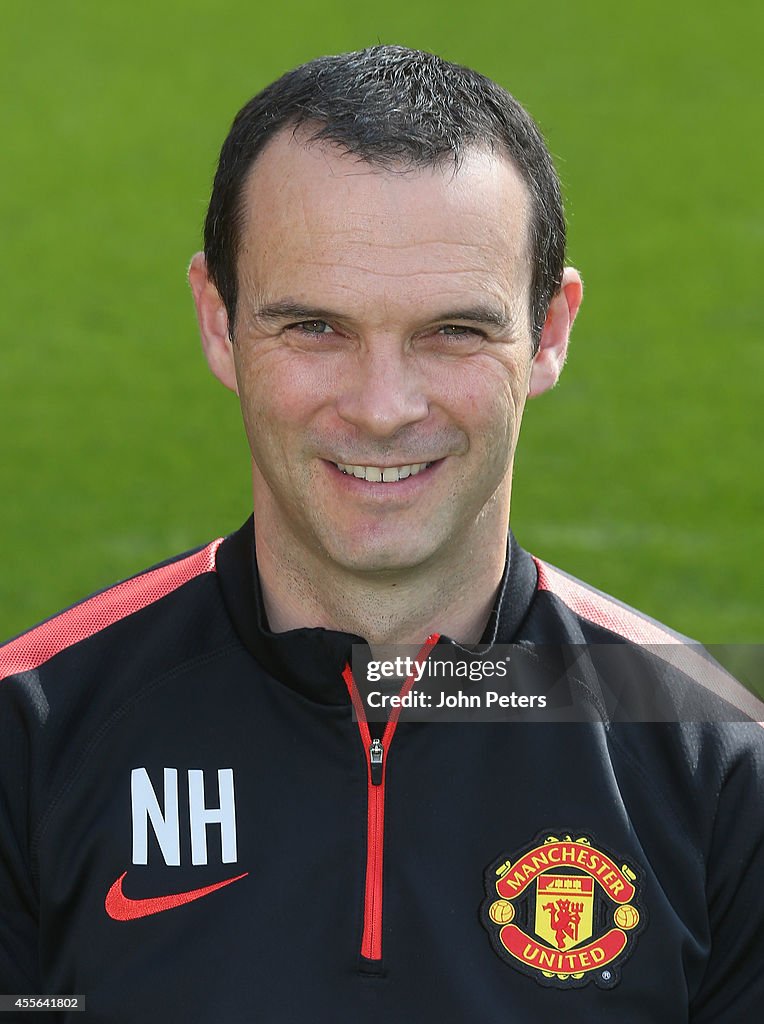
534, 558, 676, 644
0, 540, 222, 680
342, 633, 440, 961
534, 557, 764, 724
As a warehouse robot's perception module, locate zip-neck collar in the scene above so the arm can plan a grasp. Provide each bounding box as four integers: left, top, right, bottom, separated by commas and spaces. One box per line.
215, 516, 538, 706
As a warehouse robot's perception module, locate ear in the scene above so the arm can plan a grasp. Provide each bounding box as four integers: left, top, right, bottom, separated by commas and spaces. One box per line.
528, 267, 583, 398
188, 252, 238, 394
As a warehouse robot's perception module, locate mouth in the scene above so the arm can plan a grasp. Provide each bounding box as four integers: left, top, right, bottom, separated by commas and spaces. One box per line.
334, 461, 434, 483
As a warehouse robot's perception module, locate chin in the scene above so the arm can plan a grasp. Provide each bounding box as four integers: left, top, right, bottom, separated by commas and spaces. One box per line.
322, 535, 439, 576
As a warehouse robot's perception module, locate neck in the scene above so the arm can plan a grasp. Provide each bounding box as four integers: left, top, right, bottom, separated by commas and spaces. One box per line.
253, 495, 510, 647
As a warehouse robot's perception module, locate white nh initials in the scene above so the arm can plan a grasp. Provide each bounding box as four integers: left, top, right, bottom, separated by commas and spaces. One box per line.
131, 767, 238, 866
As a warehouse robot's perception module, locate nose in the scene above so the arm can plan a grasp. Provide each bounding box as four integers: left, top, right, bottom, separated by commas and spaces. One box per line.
335, 339, 429, 438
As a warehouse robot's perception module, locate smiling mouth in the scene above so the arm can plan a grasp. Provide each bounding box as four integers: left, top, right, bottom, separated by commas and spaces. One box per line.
335, 461, 434, 483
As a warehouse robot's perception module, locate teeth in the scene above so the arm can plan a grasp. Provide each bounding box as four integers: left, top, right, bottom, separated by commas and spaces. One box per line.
336, 462, 432, 482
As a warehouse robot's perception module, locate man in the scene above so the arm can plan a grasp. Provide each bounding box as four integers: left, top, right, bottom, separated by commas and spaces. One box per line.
1, 46, 762, 1023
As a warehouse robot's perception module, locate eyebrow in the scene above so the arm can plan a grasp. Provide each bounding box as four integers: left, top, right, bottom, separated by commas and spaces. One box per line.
251, 300, 518, 331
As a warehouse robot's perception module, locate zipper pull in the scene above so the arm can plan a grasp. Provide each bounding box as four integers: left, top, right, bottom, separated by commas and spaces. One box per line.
369, 738, 384, 786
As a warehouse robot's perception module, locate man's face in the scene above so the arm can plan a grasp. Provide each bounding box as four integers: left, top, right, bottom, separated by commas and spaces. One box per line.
224, 132, 537, 576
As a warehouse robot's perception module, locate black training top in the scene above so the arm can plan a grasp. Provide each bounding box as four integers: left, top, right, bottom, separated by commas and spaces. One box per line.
1, 518, 762, 1022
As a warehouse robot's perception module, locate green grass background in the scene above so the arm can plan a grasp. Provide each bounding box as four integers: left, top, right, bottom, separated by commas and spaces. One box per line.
1, 2, 761, 691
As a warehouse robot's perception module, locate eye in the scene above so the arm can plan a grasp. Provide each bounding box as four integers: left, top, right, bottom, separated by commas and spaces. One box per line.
429, 325, 487, 350
416, 324, 487, 355
438, 324, 483, 338
287, 319, 334, 335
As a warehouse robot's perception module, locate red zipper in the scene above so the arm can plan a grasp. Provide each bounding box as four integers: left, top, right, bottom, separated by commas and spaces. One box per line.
342, 634, 440, 961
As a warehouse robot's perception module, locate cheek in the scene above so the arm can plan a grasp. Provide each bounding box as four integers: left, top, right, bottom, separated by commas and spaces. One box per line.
237, 351, 336, 428
436, 357, 529, 445
234, 352, 349, 480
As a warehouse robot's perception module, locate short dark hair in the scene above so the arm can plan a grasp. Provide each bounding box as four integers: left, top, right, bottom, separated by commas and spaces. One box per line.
204, 45, 566, 349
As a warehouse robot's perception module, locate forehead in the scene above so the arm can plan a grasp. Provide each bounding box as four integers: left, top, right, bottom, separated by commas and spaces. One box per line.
236, 128, 532, 318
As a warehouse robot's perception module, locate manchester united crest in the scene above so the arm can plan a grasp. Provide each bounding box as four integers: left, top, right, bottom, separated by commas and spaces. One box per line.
481, 832, 646, 989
